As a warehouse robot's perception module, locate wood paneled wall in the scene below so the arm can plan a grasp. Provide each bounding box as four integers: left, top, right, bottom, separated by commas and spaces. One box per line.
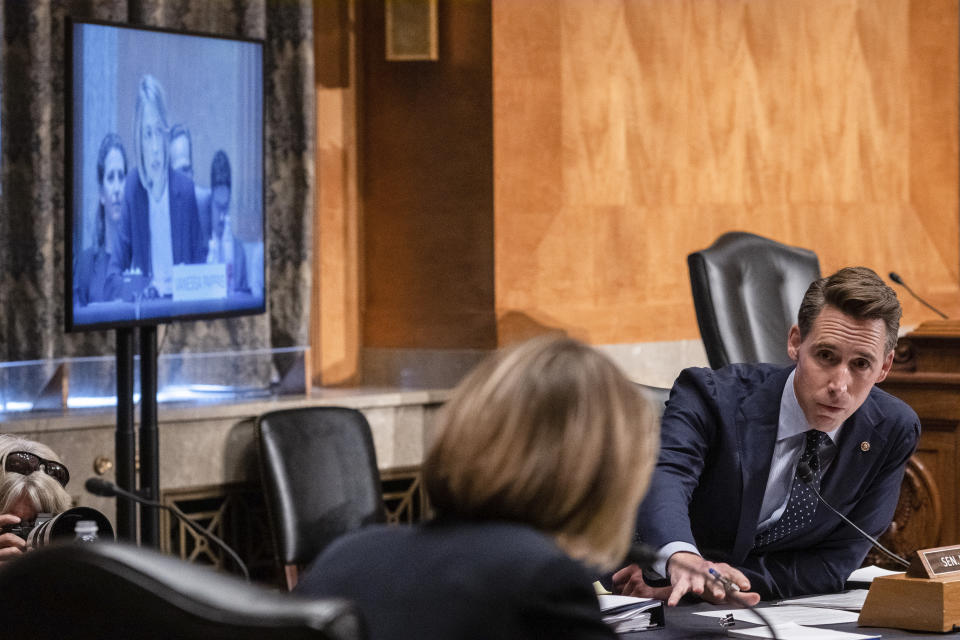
313, 0, 959, 382
360, 0, 496, 350
314, 0, 362, 385
493, 0, 959, 345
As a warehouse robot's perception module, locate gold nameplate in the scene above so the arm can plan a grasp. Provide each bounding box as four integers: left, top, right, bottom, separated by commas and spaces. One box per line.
907, 544, 960, 579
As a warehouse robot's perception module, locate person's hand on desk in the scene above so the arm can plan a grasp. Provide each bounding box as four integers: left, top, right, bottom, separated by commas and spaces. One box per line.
611, 563, 674, 601
0, 514, 27, 563
611, 551, 760, 607
663, 552, 760, 607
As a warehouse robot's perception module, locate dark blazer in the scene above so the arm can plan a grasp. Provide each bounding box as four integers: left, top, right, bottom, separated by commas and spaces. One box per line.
108, 167, 206, 285
636, 364, 919, 600
295, 519, 616, 640
73, 245, 112, 305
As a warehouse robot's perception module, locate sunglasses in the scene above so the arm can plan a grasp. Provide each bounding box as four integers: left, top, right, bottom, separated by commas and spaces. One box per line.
4, 451, 70, 487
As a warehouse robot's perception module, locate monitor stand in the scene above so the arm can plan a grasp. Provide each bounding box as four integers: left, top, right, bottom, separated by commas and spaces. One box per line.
114, 326, 160, 548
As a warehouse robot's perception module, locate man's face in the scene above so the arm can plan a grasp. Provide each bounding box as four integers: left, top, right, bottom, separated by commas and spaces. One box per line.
169, 134, 192, 179
213, 184, 230, 216
788, 305, 894, 431
213, 184, 231, 235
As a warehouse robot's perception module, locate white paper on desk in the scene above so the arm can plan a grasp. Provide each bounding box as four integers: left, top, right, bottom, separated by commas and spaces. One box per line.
725, 621, 880, 639
846, 565, 902, 583
693, 605, 859, 625
775, 590, 869, 612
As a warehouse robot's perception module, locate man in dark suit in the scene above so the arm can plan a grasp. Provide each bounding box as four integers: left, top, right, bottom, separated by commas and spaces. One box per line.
614, 266, 919, 603
169, 123, 214, 244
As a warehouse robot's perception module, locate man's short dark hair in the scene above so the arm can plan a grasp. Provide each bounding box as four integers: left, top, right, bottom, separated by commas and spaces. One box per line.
168, 123, 193, 177
797, 266, 901, 353
210, 150, 231, 189
169, 123, 191, 152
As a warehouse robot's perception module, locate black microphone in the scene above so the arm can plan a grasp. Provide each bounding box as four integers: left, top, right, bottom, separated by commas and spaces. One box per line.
625, 542, 661, 568
84, 477, 120, 497
888, 272, 948, 319
85, 477, 250, 580
796, 462, 910, 569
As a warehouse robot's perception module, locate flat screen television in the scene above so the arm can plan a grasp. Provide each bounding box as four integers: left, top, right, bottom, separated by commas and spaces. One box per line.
66, 19, 265, 332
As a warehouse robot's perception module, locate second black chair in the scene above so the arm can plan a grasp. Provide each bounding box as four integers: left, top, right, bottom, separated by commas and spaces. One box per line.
257, 407, 386, 590
687, 231, 821, 369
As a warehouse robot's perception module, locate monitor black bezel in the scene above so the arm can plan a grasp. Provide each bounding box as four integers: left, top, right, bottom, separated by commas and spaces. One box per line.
64, 17, 267, 333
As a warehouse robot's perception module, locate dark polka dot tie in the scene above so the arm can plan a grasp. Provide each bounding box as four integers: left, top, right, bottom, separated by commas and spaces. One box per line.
755, 429, 831, 548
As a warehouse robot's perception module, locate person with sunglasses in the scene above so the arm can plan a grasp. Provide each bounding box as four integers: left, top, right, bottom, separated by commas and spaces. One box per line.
0, 435, 72, 563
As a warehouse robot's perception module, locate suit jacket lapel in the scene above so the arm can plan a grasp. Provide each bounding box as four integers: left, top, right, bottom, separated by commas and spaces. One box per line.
819, 393, 887, 506
731, 366, 794, 561
134, 171, 151, 276
168, 168, 184, 264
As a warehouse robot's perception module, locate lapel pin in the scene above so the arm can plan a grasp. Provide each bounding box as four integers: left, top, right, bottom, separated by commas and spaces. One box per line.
860, 441, 870, 452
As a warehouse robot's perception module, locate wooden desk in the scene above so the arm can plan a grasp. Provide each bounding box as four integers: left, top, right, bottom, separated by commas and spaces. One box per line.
876, 320, 960, 564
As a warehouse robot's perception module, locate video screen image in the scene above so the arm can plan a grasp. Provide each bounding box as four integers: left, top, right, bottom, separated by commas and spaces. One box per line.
68, 21, 264, 331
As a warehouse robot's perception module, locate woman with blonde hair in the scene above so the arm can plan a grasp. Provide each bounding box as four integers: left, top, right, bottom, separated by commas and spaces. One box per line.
106, 74, 206, 298
0, 436, 72, 563
296, 335, 659, 638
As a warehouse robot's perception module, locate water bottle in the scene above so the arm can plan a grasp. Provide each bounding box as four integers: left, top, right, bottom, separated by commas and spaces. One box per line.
74, 519, 99, 543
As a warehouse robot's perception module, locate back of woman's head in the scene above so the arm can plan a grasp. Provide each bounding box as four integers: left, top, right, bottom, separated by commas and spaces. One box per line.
424, 335, 658, 569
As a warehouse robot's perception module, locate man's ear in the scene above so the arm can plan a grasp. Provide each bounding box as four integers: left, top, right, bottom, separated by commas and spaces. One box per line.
876, 348, 895, 383
787, 325, 801, 362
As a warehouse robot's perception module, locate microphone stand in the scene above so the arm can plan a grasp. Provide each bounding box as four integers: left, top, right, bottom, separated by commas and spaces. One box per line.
796, 463, 910, 569
86, 479, 250, 581
888, 272, 949, 319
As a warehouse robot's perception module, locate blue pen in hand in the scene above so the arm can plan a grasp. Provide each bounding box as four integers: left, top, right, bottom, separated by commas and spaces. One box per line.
708, 568, 741, 593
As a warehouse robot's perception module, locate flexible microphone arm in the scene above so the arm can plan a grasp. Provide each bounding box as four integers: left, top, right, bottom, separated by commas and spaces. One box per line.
85, 478, 250, 581
888, 272, 948, 319
796, 462, 910, 569
625, 544, 781, 640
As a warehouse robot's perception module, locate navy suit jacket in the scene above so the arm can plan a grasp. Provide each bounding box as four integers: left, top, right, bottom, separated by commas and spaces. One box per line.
636, 364, 919, 600
108, 167, 206, 285
295, 519, 615, 640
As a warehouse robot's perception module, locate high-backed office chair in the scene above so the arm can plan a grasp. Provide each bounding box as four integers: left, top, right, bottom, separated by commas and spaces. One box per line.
636, 383, 670, 418
687, 231, 821, 369
257, 407, 386, 590
0, 542, 364, 639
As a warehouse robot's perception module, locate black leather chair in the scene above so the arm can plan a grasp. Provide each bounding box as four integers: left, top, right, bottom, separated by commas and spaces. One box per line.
687, 231, 821, 369
256, 407, 386, 590
636, 383, 670, 418
0, 542, 364, 639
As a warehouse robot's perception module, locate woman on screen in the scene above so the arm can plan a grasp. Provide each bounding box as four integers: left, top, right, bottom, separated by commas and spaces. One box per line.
107, 74, 206, 298
74, 133, 126, 306
295, 335, 659, 639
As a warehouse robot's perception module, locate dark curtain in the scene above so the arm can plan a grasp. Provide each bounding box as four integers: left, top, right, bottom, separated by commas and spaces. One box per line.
0, 0, 313, 386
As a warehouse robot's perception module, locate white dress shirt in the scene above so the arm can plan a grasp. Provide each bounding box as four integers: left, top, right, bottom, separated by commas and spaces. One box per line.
148, 185, 174, 296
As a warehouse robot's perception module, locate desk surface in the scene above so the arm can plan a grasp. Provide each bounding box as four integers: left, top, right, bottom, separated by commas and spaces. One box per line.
627, 601, 953, 639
